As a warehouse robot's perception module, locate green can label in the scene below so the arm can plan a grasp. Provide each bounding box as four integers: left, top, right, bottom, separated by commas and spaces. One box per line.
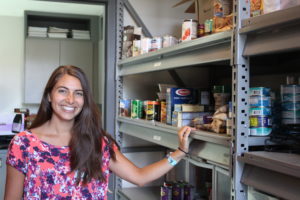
131, 100, 143, 119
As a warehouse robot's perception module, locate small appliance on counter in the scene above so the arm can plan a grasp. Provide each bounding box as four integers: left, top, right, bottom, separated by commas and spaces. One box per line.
0, 109, 28, 149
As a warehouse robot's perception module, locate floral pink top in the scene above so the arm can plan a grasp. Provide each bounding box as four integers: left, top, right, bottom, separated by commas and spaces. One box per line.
6, 130, 114, 200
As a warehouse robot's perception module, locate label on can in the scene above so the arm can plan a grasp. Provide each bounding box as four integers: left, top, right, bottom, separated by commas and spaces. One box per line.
281, 93, 300, 102
160, 101, 167, 123
249, 107, 271, 116
281, 84, 300, 94
249, 116, 272, 127
250, 87, 271, 96
281, 102, 300, 111
150, 37, 162, 52
282, 110, 300, 118
119, 99, 131, 117
250, 127, 272, 136
131, 100, 143, 119
161, 186, 172, 200
250, 96, 271, 107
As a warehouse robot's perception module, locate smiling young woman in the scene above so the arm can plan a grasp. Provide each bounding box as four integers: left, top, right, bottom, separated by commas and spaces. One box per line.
5, 65, 193, 200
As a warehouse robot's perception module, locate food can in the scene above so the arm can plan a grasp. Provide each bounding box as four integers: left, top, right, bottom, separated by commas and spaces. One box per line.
249, 107, 271, 116
132, 40, 141, 57
282, 118, 300, 125
281, 93, 300, 102
282, 110, 300, 119
172, 183, 182, 200
281, 84, 300, 94
250, 87, 271, 96
197, 24, 205, 37
131, 100, 143, 119
249, 116, 272, 127
160, 100, 167, 123
204, 19, 214, 34
150, 37, 163, 52
141, 37, 152, 54
182, 19, 198, 41
146, 101, 160, 121
160, 186, 172, 200
250, 96, 271, 107
162, 35, 178, 48
119, 99, 131, 117
184, 184, 192, 200
281, 101, 300, 110
250, 127, 272, 136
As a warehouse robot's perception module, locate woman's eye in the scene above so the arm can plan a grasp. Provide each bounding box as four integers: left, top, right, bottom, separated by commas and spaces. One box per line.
58, 89, 67, 94
75, 91, 83, 97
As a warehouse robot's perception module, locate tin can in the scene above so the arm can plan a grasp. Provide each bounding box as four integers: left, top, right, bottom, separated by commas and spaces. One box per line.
119, 99, 131, 117
281, 93, 300, 102
146, 101, 160, 121
160, 100, 167, 123
154, 101, 161, 122
182, 19, 198, 41
204, 19, 214, 35
172, 183, 182, 200
141, 37, 152, 54
282, 118, 300, 125
281, 84, 300, 94
161, 186, 172, 200
249, 116, 272, 127
281, 102, 300, 110
250, 87, 271, 96
163, 35, 178, 48
131, 100, 143, 119
197, 24, 205, 37
150, 37, 162, 52
249, 107, 271, 116
184, 185, 192, 200
250, 96, 271, 107
282, 110, 300, 119
132, 40, 141, 57
250, 127, 272, 136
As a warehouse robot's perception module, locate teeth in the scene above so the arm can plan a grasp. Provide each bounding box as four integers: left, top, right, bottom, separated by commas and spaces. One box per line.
62, 106, 75, 111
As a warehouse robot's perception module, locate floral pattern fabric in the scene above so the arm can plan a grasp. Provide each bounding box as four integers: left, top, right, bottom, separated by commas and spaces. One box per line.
6, 130, 113, 200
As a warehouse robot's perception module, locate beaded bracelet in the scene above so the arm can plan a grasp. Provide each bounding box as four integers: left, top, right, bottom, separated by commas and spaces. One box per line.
178, 147, 189, 156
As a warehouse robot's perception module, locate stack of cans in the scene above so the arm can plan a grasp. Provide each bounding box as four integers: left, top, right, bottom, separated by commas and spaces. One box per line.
160, 181, 192, 200
281, 84, 300, 126
249, 87, 272, 136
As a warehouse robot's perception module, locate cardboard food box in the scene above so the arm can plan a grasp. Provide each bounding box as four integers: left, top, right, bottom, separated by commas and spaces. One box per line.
173, 0, 233, 24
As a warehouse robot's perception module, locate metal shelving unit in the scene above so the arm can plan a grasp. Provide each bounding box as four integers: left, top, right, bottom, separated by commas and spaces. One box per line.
113, 1, 300, 200
235, 4, 300, 200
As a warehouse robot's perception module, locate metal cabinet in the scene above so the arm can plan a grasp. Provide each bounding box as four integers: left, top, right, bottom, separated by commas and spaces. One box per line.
0, 150, 7, 199
24, 38, 94, 104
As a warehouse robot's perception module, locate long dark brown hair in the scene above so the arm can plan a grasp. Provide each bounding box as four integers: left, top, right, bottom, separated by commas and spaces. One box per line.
30, 65, 116, 184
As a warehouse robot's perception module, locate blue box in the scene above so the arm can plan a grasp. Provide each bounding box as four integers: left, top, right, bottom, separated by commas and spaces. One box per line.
166, 88, 197, 124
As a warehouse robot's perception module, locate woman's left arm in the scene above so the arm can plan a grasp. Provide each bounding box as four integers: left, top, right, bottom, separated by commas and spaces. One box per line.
109, 126, 193, 187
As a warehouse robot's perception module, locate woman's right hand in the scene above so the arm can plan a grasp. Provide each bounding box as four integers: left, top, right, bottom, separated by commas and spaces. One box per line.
177, 126, 195, 154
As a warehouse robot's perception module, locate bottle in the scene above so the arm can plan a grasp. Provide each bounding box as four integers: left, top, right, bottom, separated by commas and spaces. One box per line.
12, 113, 23, 133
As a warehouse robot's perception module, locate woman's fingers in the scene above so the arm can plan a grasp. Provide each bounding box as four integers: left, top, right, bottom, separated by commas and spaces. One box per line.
178, 126, 195, 152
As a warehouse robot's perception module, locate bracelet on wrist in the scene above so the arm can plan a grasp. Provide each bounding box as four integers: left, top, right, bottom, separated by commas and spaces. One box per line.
178, 147, 189, 156
166, 152, 177, 166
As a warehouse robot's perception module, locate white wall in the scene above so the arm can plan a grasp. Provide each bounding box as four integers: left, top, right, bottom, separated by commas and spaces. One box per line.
124, 0, 196, 38
0, 0, 104, 115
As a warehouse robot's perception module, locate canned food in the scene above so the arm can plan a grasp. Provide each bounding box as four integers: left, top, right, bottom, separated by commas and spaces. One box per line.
131, 100, 143, 119
249, 116, 272, 127
281, 102, 300, 111
162, 35, 178, 48
119, 99, 131, 117
161, 186, 172, 200
182, 19, 198, 41
250, 127, 272, 136
282, 110, 300, 119
250, 96, 271, 107
160, 101, 167, 123
250, 87, 271, 96
282, 118, 300, 125
141, 37, 152, 54
132, 40, 141, 57
204, 19, 214, 34
281, 84, 300, 94
146, 101, 160, 121
150, 37, 162, 52
249, 107, 271, 116
281, 93, 300, 102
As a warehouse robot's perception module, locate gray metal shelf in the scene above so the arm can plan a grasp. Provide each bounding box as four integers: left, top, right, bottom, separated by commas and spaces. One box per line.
117, 31, 232, 76
238, 151, 300, 200
117, 116, 230, 167
240, 5, 300, 56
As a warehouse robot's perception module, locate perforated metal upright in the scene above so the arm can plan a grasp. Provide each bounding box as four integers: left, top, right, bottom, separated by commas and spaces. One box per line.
231, 1, 250, 200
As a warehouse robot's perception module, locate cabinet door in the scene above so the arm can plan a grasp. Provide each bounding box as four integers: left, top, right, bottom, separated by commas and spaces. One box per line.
24, 38, 60, 104
60, 40, 93, 87
0, 150, 7, 200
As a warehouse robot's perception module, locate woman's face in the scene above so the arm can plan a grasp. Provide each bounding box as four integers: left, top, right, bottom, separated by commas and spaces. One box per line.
49, 74, 84, 122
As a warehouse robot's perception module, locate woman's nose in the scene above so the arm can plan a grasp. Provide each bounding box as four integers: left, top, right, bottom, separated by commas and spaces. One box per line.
66, 93, 74, 104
